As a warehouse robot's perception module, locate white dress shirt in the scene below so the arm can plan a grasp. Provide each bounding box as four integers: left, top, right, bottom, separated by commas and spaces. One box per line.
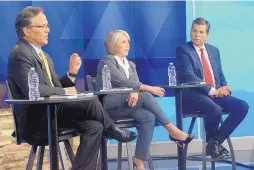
193, 44, 216, 95
114, 55, 130, 78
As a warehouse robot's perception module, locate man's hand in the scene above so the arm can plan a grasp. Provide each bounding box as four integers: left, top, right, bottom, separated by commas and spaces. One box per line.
150, 86, 165, 97
64, 87, 77, 95
69, 53, 82, 74
126, 92, 139, 107
214, 86, 231, 98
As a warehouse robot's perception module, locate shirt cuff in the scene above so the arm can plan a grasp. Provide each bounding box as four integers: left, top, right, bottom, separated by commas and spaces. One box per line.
67, 72, 76, 82
208, 87, 216, 96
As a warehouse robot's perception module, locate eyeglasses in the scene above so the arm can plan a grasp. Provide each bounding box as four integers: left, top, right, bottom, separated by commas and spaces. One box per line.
29, 24, 50, 29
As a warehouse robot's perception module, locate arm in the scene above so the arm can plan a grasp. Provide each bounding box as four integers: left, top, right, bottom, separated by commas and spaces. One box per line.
46, 53, 76, 88
128, 61, 165, 97
216, 48, 227, 86
176, 46, 212, 95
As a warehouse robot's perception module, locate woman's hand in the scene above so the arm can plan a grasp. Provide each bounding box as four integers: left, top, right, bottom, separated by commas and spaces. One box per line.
150, 86, 165, 97
126, 92, 139, 107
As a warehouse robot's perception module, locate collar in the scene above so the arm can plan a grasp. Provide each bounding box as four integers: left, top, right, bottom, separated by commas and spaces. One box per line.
28, 43, 42, 56
193, 44, 207, 52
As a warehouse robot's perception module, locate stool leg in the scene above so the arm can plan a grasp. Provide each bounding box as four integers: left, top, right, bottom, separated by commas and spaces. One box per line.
211, 161, 215, 170
126, 142, 134, 170
220, 117, 236, 170
26, 145, 38, 170
117, 142, 122, 170
64, 139, 75, 164
36, 146, 45, 170
101, 137, 108, 170
184, 118, 196, 160
59, 141, 69, 170
202, 118, 207, 170
148, 154, 154, 170
226, 137, 236, 170
96, 149, 101, 170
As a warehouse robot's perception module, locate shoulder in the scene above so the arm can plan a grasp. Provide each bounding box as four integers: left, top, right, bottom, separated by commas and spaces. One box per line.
101, 55, 118, 67
205, 43, 218, 51
9, 41, 32, 60
176, 42, 193, 52
128, 60, 136, 69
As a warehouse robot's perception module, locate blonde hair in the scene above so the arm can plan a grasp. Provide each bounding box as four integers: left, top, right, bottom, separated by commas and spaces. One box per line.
104, 30, 130, 55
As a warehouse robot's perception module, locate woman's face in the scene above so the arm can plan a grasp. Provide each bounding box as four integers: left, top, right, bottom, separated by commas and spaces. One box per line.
114, 33, 130, 58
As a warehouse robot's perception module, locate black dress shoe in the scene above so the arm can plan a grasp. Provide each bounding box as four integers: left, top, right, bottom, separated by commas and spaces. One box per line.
206, 140, 230, 160
104, 126, 137, 143
206, 143, 230, 157
219, 144, 230, 156
169, 134, 195, 147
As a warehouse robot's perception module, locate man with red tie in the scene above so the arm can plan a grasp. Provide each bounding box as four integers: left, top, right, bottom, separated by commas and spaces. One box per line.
176, 18, 249, 159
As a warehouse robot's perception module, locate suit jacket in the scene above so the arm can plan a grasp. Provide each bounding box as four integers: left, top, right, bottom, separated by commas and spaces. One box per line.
7, 39, 75, 145
96, 55, 141, 110
175, 41, 227, 103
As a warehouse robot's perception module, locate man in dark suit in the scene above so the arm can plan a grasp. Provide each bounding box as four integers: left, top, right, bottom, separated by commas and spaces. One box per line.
7, 6, 136, 169
176, 18, 249, 159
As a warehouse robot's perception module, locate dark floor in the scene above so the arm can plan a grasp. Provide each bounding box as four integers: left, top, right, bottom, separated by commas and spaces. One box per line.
107, 150, 254, 170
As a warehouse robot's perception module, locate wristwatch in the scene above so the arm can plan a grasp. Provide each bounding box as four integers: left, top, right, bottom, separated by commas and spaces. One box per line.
68, 72, 77, 77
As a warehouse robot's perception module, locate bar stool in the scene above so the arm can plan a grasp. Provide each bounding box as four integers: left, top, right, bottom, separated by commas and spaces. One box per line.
183, 110, 236, 170
86, 75, 154, 170
6, 81, 79, 170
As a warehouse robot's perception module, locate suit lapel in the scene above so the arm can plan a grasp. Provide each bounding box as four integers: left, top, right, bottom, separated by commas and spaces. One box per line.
112, 57, 127, 78
188, 42, 204, 78
20, 39, 43, 66
204, 44, 216, 72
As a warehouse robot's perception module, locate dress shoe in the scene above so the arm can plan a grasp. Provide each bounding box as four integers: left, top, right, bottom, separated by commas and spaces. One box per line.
206, 143, 230, 157
206, 139, 230, 160
104, 126, 137, 143
169, 134, 195, 147
219, 144, 230, 156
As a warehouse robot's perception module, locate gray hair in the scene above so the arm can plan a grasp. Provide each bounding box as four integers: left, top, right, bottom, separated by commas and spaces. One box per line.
104, 30, 130, 55
192, 17, 210, 33
15, 6, 43, 39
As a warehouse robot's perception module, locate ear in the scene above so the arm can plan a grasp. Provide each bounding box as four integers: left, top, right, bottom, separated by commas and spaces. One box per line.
206, 32, 209, 40
22, 27, 30, 37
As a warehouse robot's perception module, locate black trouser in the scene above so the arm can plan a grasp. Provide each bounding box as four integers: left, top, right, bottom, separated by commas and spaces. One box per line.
58, 98, 113, 170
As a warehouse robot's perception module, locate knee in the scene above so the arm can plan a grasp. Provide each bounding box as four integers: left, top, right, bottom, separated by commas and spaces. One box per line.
239, 100, 249, 114
142, 112, 156, 124
140, 92, 154, 100
94, 121, 104, 133
88, 121, 104, 134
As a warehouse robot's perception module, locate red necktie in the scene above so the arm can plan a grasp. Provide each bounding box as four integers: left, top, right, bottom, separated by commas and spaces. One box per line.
200, 48, 214, 87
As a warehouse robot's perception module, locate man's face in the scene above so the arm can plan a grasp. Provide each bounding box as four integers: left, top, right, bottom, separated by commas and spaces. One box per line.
190, 24, 209, 47
24, 12, 50, 47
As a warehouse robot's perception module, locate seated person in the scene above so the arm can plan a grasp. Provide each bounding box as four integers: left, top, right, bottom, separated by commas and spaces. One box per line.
7, 7, 136, 170
96, 30, 194, 169
176, 17, 249, 159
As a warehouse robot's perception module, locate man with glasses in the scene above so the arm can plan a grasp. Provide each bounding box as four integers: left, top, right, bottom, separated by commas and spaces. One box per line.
7, 6, 137, 169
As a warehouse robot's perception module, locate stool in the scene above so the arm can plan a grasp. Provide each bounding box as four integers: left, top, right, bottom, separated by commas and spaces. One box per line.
183, 110, 236, 170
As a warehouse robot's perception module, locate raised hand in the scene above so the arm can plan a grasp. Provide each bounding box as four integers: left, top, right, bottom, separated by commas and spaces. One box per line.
69, 53, 82, 74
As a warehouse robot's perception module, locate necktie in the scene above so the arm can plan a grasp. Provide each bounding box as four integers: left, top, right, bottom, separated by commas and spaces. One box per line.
39, 51, 54, 87
200, 48, 214, 87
